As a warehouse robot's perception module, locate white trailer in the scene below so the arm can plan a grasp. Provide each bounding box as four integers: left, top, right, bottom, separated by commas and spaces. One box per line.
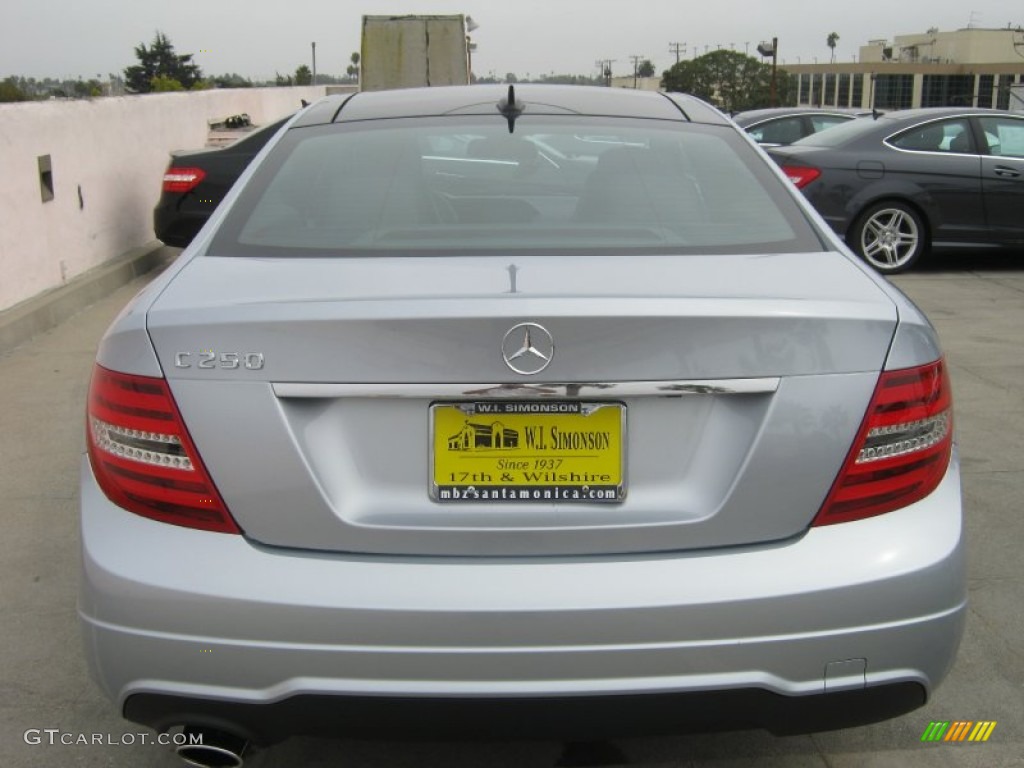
360, 15, 471, 92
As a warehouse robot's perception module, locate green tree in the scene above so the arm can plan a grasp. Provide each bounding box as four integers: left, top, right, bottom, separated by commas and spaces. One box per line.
211, 73, 253, 89
274, 72, 293, 87
661, 50, 790, 112
151, 74, 184, 92
0, 77, 31, 102
123, 31, 202, 93
71, 78, 103, 98
536, 73, 603, 86
294, 64, 312, 85
107, 73, 125, 95
827, 32, 840, 63
637, 59, 656, 78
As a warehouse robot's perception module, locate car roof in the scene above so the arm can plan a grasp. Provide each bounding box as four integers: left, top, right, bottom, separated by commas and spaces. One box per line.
872, 106, 1015, 123
772, 106, 1024, 153
293, 85, 730, 128
819, 107, 1020, 138
731, 107, 866, 126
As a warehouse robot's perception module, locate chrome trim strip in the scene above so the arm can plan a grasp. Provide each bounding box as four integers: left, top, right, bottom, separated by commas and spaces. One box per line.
881, 112, 1016, 157
273, 379, 780, 399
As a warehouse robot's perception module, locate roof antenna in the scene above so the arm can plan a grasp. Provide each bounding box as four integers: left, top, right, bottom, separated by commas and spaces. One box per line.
497, 85, 525, 133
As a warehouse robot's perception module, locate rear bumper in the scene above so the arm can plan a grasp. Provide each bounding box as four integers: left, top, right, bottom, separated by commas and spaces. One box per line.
124, 684, 927, 743
152, 200, 205, 248
79, 453, 966, 739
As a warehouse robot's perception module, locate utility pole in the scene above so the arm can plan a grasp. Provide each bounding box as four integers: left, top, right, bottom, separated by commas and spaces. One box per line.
311, 41, 317, 86
668, 42, 686, 63
629, 54, 643, 89
595, 58, 615, 86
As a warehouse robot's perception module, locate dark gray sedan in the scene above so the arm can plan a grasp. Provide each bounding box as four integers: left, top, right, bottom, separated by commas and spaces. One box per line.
767, 108, 1024, 273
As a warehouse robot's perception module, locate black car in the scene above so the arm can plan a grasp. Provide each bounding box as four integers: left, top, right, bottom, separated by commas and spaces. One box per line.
732, 107, 868, 146
768, 108, 1024, 273
153, 114, 292, 247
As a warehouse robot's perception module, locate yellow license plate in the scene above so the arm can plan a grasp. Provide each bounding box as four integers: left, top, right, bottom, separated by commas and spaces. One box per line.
431, 402, 625, 503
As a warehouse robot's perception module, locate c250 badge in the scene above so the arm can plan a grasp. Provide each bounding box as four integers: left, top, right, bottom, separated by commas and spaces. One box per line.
174, 350, 265, 370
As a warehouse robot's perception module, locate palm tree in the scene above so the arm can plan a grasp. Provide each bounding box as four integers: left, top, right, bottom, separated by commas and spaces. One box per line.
346, 52, 360, 83
827, 32, 840, 64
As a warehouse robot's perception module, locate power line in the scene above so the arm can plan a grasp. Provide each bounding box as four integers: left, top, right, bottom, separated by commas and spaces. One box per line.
668, 42, 686, 63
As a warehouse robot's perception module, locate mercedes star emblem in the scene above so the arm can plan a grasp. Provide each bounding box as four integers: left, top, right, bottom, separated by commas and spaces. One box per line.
502, 323, 554, 375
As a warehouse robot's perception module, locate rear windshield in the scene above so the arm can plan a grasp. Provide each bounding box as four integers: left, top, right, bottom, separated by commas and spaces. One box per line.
209, 116, 822, 256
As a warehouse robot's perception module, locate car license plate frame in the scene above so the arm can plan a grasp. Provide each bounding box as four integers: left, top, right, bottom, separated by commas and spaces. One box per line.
430, 401, 625, 504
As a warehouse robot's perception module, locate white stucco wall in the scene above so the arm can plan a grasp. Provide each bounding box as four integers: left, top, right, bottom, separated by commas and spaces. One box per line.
610, 76, 662, 92
0, 86, 328, 312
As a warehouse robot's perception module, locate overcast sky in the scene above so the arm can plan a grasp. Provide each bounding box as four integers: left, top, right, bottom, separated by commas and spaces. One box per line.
3, 0, 1023, 82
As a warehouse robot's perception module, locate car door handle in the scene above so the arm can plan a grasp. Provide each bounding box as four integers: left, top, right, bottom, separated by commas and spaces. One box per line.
993, 166, 1021, 178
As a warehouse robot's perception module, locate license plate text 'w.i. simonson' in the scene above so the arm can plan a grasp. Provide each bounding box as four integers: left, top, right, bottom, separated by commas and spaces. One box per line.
431, 401, 625, 503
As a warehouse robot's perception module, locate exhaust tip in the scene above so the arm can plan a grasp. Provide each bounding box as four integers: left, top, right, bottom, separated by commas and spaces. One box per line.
175, 726, 247, 768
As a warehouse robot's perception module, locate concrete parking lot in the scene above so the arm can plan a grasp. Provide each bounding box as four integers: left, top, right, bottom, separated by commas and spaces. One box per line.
1, 248, 1021, 767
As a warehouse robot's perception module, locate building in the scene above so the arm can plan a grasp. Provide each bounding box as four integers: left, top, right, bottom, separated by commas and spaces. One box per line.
447, 422, 519, 451
784, 27, 1024, 110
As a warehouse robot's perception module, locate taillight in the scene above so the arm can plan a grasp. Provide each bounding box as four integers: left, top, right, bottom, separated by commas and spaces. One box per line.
781, 165, 821, 189
814, 359, 953, 526
86, 365, 240, 534
162, 167, 206, 193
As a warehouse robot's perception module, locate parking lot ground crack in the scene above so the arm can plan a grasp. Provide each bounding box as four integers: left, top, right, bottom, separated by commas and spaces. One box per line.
3, 494, 77, 502
950, 364, 1024, 394
807, 735, 837, 768
959, 468, 1024, 475
969, 576, 1023, 586
966, 270, 1024, 296
966, 604, 1024, 664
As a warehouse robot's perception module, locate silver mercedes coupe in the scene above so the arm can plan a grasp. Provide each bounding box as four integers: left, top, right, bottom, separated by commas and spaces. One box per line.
81, 85, 964, 765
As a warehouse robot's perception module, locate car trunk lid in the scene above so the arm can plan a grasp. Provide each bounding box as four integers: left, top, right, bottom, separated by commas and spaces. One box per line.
145, 252, 897, 555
